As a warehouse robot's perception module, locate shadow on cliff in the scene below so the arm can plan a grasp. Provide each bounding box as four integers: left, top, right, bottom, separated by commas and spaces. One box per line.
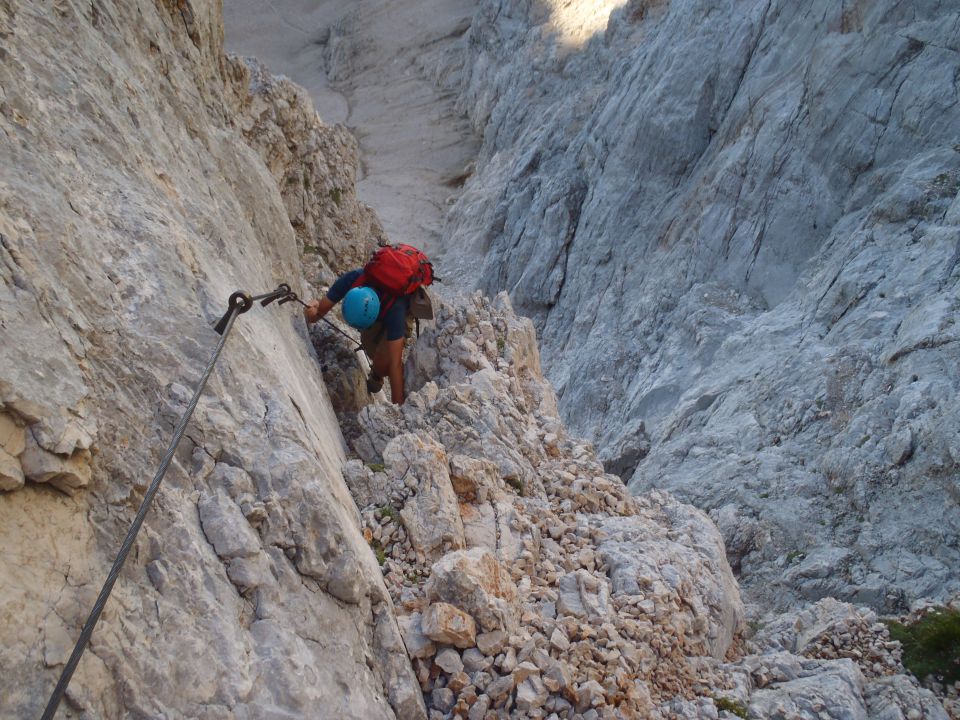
309, 323, 377, 443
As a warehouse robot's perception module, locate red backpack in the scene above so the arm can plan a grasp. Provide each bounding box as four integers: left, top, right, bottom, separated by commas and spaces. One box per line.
354, 244, 435, 312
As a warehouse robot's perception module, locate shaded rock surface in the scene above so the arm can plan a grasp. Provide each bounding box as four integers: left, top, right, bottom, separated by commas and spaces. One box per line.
432, 0, 960, 611
0, 2, 421, 718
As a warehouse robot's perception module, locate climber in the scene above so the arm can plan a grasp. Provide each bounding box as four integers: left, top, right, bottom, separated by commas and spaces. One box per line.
304, 244, 434, 405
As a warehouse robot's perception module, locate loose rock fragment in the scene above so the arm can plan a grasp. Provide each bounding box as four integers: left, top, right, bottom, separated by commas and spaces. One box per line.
398, 613, 437, 659
425, 548, 519, 632
421, 602, 477, 649
435, 647, 464, 674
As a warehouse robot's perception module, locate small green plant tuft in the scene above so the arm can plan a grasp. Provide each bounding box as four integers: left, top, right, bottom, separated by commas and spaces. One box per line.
367, 462, 387, 473
303, 243, 320, 254
505, 476, 525, 496
497, 337, 506, 352
713, 696, 748, 718
377, 505, 400, 523
329, 187, 343, 206
886, 609, 960, 684
371, 539, 387, 566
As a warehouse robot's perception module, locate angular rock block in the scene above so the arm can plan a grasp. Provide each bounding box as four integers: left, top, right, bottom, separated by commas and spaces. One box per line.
425, 547, 519, 632
556, 569, 611, 619
448, 454, 500, 501
19, 433, 91, 493
421, 602, 477, 649
198, 490, 261, 560
0, 413, 26, 456
386, 433, 465, 559
0, 447, 25, 491
397, 611, 436, 659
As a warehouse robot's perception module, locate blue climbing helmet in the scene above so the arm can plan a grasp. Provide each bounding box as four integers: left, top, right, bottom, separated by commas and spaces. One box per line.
341, 286, 380, 329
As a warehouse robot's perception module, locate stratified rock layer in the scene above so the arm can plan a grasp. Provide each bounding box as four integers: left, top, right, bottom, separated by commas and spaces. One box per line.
0, 2, 420, 718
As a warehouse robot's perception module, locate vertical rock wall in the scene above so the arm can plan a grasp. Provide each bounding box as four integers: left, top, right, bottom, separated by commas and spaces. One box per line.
439, 0, 960, 609
0, 1, 421, 717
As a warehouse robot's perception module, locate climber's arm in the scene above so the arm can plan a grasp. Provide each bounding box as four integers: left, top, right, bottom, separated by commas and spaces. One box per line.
305, 269, 364, 323
304, 296, 334, 324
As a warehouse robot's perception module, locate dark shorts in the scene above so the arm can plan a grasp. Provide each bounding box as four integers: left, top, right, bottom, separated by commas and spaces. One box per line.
360, 315, 415, 360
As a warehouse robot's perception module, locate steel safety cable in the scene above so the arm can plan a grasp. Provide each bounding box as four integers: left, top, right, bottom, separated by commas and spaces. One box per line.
40, 285, 284, 719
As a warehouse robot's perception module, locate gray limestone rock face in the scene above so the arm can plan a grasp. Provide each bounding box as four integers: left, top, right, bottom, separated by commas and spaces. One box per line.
224, 0, 480, 256
863, 674, 952, 720
740, 652, 949, 720
747, 657, 871, 720
6, 0, 955, 717
0, 2, 422, 718
198, 490, 262, 560
599, 492, 746, 660
435, 0, 960, 610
